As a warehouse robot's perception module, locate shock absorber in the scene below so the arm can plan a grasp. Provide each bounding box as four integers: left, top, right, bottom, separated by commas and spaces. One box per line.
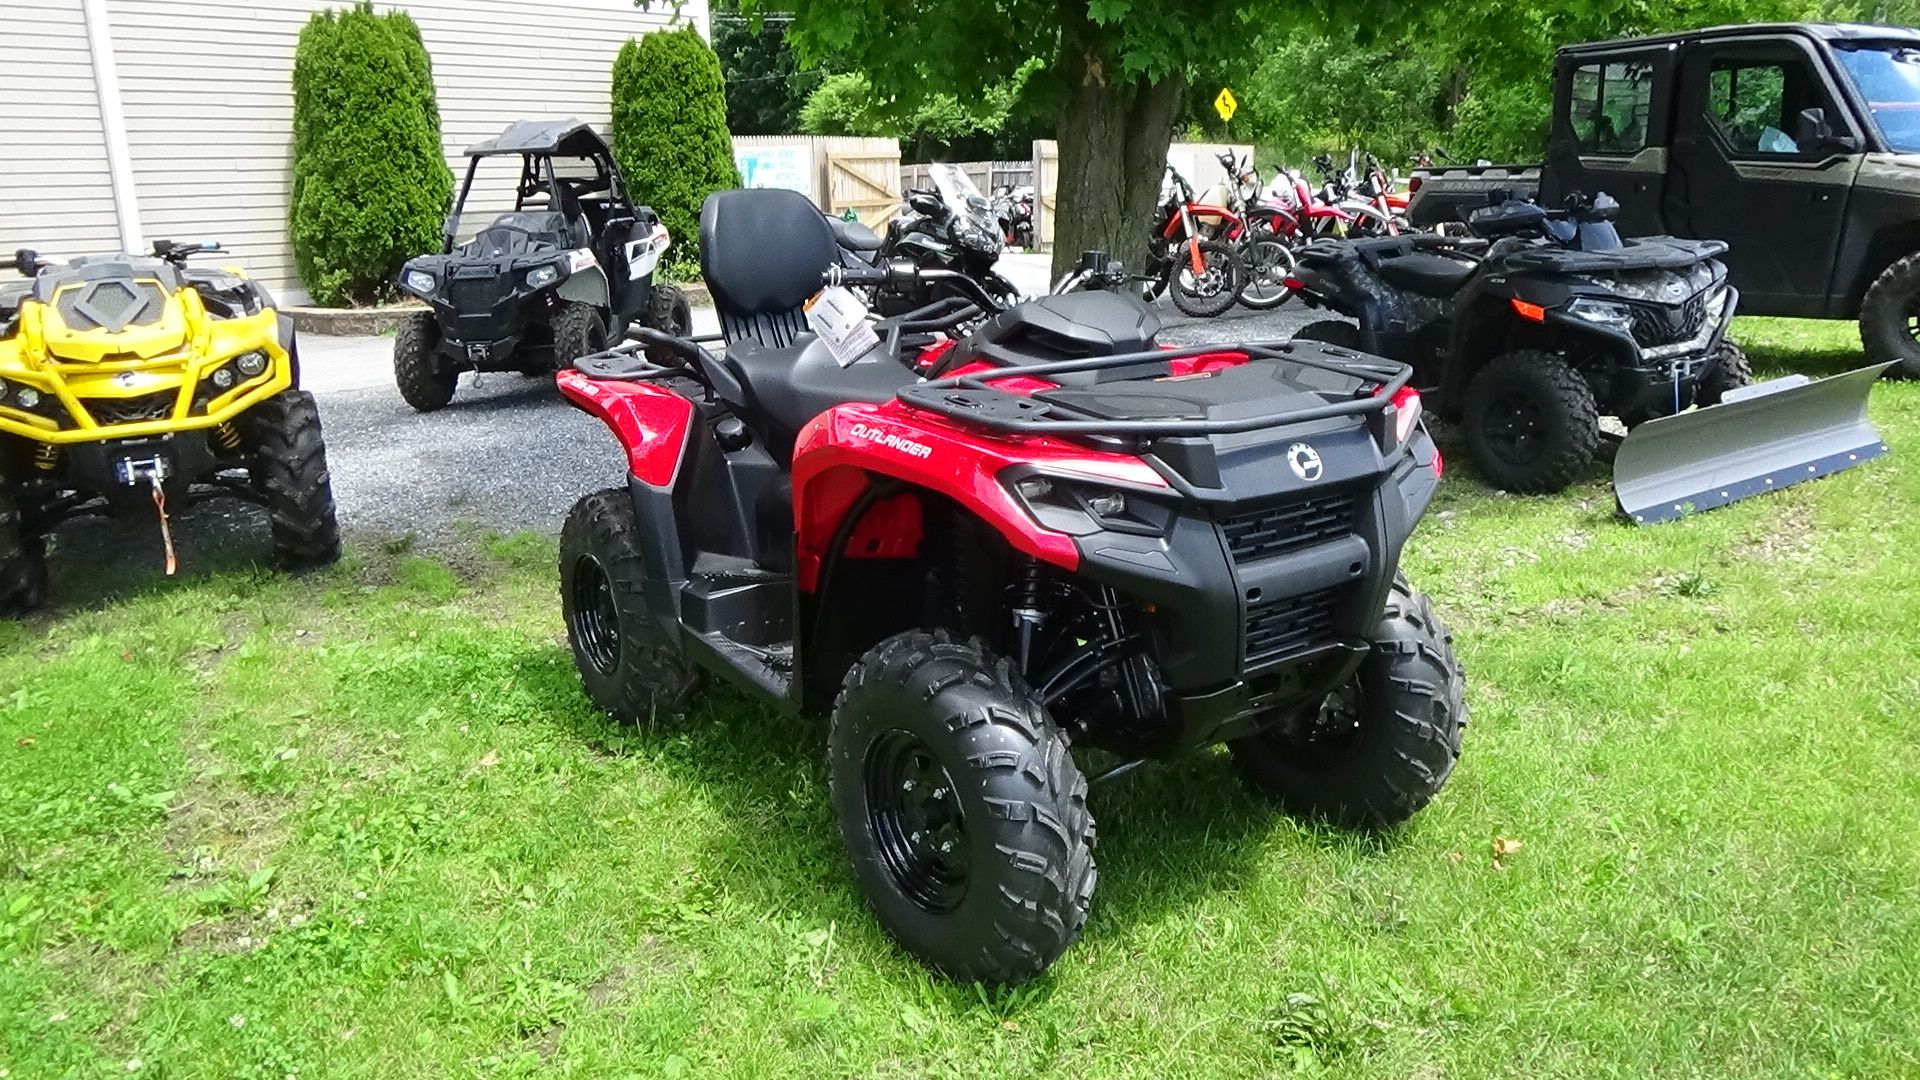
211, 420, 242, 452
32, 443, 58, 472
1008, 557, 1047, 676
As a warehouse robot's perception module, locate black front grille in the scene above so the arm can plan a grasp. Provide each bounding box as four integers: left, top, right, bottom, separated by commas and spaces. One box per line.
1629, 294, 1708, 348
1244, 586, 1344, 668
87, 390, 178, 425
1221, 490, 1359, 563
449, 276, 507, 312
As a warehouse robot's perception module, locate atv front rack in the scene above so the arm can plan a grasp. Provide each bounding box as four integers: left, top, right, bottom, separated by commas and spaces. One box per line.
895, 340, 1411, 437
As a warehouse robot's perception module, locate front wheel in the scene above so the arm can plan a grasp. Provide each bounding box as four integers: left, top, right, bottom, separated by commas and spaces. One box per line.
1461, 351, 1600, 494
551, 301, 611, 369
393, 313, 456, 412
1858, 251, 1920, 379
560, 488, 699, 721
1694, 340, 1753, 407
1230, 576, 1466, 828
1236, 238, 1296, 310
1167, 239, 1242, 319
829, 631, 1095, 986
0, 485, 48, 616
241, 390, 341, 569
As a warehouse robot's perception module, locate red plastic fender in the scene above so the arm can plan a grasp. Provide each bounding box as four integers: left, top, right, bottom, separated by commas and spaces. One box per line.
789, 400, 1170, 592
555, 369, 695, 487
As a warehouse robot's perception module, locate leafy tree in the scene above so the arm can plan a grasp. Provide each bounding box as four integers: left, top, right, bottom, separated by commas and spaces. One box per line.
711, 2, 822, 134
754, 1, 1299, 276
799, 65, 1042, 161
289, 2, 450, 306
611, 26, 741, 274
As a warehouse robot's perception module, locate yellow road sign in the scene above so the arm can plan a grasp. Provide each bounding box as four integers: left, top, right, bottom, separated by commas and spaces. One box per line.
1214, 87, 1238, 123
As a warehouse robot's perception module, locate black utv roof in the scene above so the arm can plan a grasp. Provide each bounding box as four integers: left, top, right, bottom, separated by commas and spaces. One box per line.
464, 119, 611, 158
1560, 22, 1920, 58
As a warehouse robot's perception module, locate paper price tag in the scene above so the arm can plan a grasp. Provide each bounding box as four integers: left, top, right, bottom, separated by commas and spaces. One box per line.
804, 286, 882, 367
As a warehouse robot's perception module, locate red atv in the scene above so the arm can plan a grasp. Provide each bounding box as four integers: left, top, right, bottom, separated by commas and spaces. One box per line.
555, 191, 1467, 986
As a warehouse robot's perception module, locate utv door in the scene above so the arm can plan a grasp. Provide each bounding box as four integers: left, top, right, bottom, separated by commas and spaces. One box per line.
1544, 47, 1674, 236
1666, 36, 1861, 316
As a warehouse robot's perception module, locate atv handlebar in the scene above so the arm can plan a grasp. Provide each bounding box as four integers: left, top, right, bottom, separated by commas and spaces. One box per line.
152, 239, 222, 266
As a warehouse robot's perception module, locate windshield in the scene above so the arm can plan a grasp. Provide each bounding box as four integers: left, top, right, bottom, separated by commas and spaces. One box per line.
1834, 44, 1920, 153
930, 163, 992, 221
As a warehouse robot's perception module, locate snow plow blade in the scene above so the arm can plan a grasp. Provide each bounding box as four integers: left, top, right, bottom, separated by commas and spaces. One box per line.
1615, 363, 1892, 525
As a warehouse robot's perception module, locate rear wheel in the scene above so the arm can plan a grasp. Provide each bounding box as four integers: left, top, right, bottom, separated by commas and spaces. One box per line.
1236, 239, 1296, 310
829, 631, 1095, 986
1859, 251, 1920, 379
0, 485, 48, 616
241, 389, 341, 569
1695, 340, 1753, 407
1292, 320, 1363, 349
552, 301, 611, 369
1167, 239, 1242, 319
560, 488, 699, 721
1462, 351, 1600, 494
1231, 575, 1465, 829
393, 313, 457, 412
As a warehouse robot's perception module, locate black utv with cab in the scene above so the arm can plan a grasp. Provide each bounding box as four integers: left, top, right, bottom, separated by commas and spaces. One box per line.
393, 120, 692, 411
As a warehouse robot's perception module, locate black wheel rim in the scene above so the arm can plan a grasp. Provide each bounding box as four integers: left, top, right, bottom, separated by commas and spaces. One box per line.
1267, 680, 1367, 770
569, 553, 621, 676
865, 729, 969, 913
1483, 391, 1547, 465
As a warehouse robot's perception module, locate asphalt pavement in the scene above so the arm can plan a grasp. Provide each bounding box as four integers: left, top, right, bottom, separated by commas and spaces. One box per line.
43, 256, 1333, 592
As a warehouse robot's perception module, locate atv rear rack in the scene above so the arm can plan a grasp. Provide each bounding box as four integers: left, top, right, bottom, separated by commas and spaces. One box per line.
894, 340, 1412, 437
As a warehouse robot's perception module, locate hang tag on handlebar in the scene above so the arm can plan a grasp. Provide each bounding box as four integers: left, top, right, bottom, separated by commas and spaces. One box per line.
804, 286, 881, 368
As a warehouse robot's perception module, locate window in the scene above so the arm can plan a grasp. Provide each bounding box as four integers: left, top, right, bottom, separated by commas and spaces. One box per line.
1570, 62, 1654, 154
1833, 44, 1920, 153
1704, 57, 1824, 156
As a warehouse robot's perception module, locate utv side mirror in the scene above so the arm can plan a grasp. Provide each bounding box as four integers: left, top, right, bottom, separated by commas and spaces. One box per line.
1794, 108, 1860, 155
13, 248, 40, 275
442, 213, 459, 237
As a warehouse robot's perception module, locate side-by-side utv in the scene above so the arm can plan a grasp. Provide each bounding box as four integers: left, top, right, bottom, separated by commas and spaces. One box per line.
393, 120, 692, 411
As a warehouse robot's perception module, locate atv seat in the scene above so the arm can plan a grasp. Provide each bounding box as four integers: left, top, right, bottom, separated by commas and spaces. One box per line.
830, 216, 884, 252
701, 187, 916, 456
1375, 252, 1476, 298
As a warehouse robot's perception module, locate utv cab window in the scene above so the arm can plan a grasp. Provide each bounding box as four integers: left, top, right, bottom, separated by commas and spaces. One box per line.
1833, 43, 1920, 154
1570, 62, 1653, 154
1705, 58, 1823, 156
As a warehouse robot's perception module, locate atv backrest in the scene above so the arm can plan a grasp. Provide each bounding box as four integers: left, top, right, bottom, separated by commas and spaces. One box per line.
701, 188, 839, 348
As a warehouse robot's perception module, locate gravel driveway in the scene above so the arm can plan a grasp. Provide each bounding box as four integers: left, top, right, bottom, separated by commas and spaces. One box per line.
43, 265, 1335, 593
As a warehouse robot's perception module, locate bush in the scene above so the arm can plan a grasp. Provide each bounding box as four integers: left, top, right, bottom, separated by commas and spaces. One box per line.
289, 2, 450, 307
611, 27, 740, 277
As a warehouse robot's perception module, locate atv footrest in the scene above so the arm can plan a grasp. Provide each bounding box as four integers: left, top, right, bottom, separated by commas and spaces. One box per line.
685, 631, 793, 702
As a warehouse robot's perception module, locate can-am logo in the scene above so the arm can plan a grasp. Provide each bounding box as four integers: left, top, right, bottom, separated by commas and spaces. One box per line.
849, 423, 933, 459
1287, 442, 1324, 482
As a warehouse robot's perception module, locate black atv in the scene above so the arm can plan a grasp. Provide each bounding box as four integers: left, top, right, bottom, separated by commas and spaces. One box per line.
1290, 193, 1750, 493
392, 120, 692, 411
552, 187, 1466, 985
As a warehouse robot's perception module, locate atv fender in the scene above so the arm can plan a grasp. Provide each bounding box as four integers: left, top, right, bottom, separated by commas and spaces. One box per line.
558, 265, 610, 310
554, 369, 694, 487
790, 403, 1169, 592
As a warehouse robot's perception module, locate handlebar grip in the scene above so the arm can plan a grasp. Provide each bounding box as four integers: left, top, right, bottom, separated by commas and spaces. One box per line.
825, 264, 888, 288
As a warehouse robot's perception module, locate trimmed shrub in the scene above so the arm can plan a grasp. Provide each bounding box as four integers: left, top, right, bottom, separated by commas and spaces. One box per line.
290, 2, 450, 306
611, 27, 740, 276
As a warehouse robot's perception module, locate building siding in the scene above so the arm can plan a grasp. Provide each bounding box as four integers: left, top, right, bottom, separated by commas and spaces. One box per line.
8, 0, 702, 301
0, 0, 124, 261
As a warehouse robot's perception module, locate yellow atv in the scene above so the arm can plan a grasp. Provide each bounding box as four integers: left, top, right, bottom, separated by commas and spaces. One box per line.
0, 240, 340, 613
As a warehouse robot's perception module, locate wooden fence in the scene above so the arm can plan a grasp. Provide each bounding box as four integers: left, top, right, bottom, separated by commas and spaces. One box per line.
899, 160, 1034, 195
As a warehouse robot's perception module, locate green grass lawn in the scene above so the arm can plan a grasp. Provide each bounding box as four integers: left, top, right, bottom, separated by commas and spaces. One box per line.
4, 318, 1917, 1078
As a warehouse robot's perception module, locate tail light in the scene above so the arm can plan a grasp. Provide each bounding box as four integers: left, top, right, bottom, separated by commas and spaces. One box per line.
1408, 175, 1422, 193
1389, 385, 1423, 445
1283, 276, 1305, 291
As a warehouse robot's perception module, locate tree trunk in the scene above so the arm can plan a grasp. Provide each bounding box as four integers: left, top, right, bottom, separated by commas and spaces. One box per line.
1049, 7, 1185, 283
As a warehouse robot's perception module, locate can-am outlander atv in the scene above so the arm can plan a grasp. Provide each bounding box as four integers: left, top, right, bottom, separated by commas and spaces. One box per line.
553, 188, 1466, 985
392, 120, 692, 411
1290, 193, 1889, 520
0, 241, 339, 613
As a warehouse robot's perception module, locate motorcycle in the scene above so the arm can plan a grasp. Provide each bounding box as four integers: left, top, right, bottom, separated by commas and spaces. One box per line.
832, 163, 1020, 315
1147, 165, 1244, 318
993, 185, 1035, 249
1212, 151, 1297, 311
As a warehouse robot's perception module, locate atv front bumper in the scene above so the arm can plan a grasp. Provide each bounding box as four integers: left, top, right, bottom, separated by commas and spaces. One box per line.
0, 344, 292, 445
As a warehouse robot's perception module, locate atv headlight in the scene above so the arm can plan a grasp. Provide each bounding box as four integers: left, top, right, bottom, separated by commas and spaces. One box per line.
404, 269, 437, 295
526, 265, 561, 289
210, 367, 236, 390
1565, 298, 1636, 333
235, 350, 268, 377
13, 385, 41, 410
1007, 472, 1168, 537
